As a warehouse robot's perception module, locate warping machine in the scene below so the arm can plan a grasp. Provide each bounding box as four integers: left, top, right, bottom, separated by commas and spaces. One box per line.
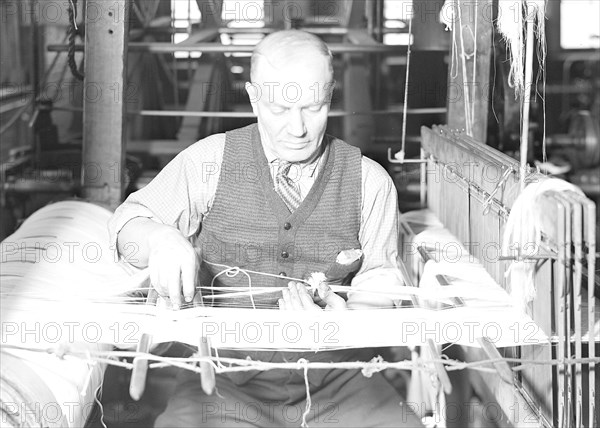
399, 125, 598, 427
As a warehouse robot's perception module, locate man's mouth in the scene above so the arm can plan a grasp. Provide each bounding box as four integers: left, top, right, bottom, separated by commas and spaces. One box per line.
284, 140, 310, 147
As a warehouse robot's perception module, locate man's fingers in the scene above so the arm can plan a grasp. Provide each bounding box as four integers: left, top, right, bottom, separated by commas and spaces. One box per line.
149, 263, 164, 297
282, 286, 301, 310
146, 229, 198, 310
294, 283, 319, 310
318, 284, 347, 310
281, 282, 306, 310
181, 257, 196, 303
167, 267, 182, 309
299, 289, 319, 310
280, 282, 334, 311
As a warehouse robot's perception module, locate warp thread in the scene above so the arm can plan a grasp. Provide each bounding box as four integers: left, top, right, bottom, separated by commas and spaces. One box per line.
501, 177, 583, 310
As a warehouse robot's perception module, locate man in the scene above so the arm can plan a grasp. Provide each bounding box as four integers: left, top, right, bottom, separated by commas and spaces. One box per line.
110, 30, 422, 427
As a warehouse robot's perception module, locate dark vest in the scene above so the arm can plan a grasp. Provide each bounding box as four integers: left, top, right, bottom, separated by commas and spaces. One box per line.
195, 124, 372, 388
197, 124, 362, 308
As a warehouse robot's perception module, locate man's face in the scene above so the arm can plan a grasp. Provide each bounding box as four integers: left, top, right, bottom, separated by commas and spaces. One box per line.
246, 55, 333, 163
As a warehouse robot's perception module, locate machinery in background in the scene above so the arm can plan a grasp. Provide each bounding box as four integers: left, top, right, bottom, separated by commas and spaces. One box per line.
0, 99, 143, 241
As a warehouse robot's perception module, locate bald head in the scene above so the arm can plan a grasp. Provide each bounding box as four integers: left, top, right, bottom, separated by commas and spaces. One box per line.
250, 30, 333, 84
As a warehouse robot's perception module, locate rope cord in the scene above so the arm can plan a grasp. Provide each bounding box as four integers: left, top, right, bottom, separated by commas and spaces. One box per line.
399, 14, 414, 158
67, 0, 84, 81
4, 344, 598, 375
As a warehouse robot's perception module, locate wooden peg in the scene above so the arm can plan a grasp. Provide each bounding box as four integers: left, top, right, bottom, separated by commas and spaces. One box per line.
129, 332, 152, 401
477, 336, 513, 384
129, 288, 159, 400
427, 339, 453, 394
198, 337, 216, 395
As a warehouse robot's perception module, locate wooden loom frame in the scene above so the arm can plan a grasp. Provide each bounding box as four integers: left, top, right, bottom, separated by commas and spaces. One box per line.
407, 125, 598, 428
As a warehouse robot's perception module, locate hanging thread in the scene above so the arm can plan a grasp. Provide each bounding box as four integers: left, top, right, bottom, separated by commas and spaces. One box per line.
299, 358, 312, 428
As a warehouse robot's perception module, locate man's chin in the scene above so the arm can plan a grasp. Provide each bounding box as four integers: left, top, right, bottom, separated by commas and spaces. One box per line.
280, 149, 312, 163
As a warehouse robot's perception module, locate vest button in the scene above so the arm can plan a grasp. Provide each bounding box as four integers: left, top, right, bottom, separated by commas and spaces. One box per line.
279, 271, 287, 277
281, 251, 289, 259
284, 222, 292, 230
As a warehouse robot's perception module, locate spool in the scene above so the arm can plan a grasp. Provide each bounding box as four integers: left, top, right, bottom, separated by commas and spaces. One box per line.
0, 201, 134, 427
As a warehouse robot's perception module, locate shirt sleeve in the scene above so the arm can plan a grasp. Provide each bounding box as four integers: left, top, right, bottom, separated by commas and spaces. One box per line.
107, 134, 225, 251
353, 156, 404, 287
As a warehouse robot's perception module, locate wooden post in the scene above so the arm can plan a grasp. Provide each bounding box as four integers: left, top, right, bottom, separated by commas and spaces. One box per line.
343, 0, 374, 150
446, 0, 493, 143
82, 0, 130, 208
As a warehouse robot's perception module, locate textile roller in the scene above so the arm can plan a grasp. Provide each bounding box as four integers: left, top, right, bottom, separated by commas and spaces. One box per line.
0, 201, 137, 427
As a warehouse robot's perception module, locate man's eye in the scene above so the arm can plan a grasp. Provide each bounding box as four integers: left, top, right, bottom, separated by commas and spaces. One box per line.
271, 107, 286, 114
306, 105, 323, 113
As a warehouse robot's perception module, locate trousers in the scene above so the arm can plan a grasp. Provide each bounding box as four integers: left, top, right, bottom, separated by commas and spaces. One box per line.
154, 349, 423, 428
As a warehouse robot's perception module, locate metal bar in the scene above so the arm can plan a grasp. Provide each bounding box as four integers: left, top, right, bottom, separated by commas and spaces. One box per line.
555, 193, 574, 427
563, 191, 584, 428
420, 148, 427, 208
428, 156, 511, 220
217, 27, 349, 35
579, 194, 597, 428
551, 193, 568, 428
47, 42, 408, 54
53, 106, 447, 117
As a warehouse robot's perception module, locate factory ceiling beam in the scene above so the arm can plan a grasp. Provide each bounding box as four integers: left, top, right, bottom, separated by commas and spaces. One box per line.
82, 0, 130, 208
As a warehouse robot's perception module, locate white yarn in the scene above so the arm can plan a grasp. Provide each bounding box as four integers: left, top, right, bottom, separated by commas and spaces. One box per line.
502, 178, 583, 310
497, 0, 547, 99
497, 0, 525, 97
439, 0, 457, 31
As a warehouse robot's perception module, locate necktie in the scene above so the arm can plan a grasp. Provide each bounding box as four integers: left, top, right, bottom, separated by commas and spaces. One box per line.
275, 161, 302, 212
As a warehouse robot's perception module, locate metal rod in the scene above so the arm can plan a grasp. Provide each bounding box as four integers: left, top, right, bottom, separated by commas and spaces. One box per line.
429, 156, 512, 220
52, 106, 447, 117
48, 42, 408, 54
217, 27, 348, 35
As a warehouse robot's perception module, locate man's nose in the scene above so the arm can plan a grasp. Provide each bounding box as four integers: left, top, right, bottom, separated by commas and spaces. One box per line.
287, 109, 307, 137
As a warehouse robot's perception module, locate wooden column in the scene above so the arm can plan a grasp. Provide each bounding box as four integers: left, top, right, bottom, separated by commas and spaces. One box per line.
82, 0, 130, 208
343, 0, 374, 150
446, 0, 493, 143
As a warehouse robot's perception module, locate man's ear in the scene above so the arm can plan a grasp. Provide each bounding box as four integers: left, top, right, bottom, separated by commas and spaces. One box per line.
245, 82, 260, 115
325, 80, 336, 104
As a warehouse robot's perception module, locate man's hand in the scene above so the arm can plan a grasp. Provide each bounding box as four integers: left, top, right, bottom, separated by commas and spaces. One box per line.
278, 281, 346, 310
145, 224, 198, 309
